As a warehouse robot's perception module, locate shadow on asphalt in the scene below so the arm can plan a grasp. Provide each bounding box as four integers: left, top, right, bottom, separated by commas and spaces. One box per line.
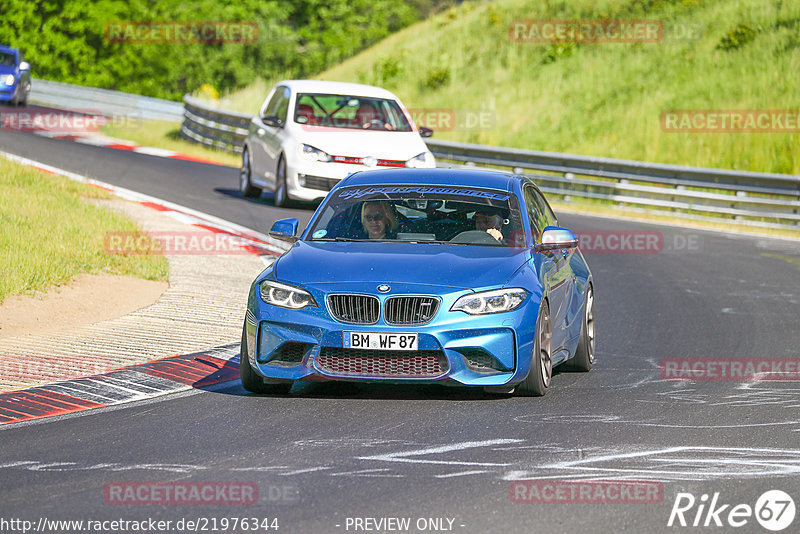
214, 187, 318, 211
220, 380, 514, 401
214, 366, 571, 402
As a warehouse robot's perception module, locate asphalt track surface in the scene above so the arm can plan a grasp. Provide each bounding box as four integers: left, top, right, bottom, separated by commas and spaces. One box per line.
2, 124, 800, 533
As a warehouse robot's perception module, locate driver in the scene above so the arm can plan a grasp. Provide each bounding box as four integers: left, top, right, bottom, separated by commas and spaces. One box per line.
361, 201, 398, 240
473, 207, 505, 243
355, 103, 393, 130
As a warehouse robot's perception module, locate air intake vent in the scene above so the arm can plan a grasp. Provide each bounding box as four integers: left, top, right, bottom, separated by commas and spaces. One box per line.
327, 294, 380, 325
316, 348, 448, 378
264, 342, 310, 366
461, 349, 508, 373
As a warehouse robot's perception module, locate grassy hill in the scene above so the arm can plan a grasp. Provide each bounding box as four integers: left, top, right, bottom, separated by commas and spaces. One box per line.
223, 0, 800, 174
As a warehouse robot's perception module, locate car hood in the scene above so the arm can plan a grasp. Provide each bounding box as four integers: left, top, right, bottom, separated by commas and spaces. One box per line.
273, 241, 528, 291
288, 126, 430, 160
0, 66, 18, 75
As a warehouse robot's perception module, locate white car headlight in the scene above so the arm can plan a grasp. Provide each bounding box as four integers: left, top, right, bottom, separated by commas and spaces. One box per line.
299, 143, 332, 162
0, 75, 15, 86
405, 151, 434, 168
260, 280, 317, 309
451, 288, 527, 315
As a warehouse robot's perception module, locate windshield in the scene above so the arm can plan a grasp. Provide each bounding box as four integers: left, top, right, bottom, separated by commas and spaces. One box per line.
294, 93, 412, 132
307, 185, 526, 247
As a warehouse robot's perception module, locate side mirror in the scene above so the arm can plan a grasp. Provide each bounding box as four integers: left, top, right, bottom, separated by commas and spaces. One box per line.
262, 115, 282, 128
19, 61, 30, 72
535, 226, 578, 252
269, 218, 299, 243
419, 127, 433, 138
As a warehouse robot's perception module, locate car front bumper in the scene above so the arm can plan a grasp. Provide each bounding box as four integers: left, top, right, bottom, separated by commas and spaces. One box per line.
284, 154, 435, 202
0, 82, 19, 101
243, 282, 540, 387
288, 161, 361, 201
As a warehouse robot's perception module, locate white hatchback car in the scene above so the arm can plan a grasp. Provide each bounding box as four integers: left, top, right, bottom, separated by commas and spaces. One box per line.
240, 80, 435, 207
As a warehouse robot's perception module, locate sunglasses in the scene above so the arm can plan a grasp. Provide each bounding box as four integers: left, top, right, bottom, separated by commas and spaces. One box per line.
364, 214, 384, 222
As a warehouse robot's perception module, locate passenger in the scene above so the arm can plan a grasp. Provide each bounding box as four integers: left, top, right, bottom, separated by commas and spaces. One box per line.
473, 207, 505, 243
361, 201, 398, 240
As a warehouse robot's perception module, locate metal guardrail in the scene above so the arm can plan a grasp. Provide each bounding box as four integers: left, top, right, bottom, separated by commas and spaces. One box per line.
180, 95, 800, 229
31, 79, 184, 122
181, 95, 251, 153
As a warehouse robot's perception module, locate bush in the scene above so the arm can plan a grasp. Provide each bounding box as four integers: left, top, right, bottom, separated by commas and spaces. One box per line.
716, 24, 758, 50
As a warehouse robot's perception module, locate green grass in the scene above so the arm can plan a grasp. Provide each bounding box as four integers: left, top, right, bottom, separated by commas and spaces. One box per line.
0, 158, 168, 303
100, 120, 241, 168
222, 0, 800, 174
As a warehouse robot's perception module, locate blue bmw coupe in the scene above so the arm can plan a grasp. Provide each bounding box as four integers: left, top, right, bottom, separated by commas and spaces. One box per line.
241, 168, 594, 396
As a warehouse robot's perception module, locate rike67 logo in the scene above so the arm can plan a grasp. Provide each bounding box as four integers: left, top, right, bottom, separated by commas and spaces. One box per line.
668, 490, 796, 531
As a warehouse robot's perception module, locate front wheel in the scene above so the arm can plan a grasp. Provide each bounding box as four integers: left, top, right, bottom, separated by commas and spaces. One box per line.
19, 82, 30, 106
239, 147, 262, 198
274, 155, 290, 208
517, 300, 552, 396
240, 323, 292, 394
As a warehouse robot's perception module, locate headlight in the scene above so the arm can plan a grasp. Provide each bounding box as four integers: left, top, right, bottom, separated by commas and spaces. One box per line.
260, 280, 317, 309
451, 288, 527, 315
405, 152, 434, 168
0, 75, 15, 86
299, 143, 331, 162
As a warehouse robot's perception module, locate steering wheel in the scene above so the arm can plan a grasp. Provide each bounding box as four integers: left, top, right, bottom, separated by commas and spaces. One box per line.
362, 118, 385, 129
449, 230, 502, 245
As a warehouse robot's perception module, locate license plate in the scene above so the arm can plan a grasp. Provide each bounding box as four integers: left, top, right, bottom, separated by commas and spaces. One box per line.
343, 332, 418, 351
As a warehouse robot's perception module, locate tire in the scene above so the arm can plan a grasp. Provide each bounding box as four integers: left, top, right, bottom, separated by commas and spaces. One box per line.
19, 82, 30, 107
240, 323, 292, 394
568, 285, 595, 372
517, 299, 552, 396
274, 155, 289, 208
239, 147, 262, 198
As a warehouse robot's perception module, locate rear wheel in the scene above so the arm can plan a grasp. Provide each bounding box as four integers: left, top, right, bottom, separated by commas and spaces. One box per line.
240, 323, 292, 394
274, 155, 289, 208
568, 285, 595, 372
518, 300, 552, 396
239, 147, 262, 198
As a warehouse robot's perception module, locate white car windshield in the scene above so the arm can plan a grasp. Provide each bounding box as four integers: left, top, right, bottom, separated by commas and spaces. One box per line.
307, 185, 527, 247
294, 93, 413, 132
